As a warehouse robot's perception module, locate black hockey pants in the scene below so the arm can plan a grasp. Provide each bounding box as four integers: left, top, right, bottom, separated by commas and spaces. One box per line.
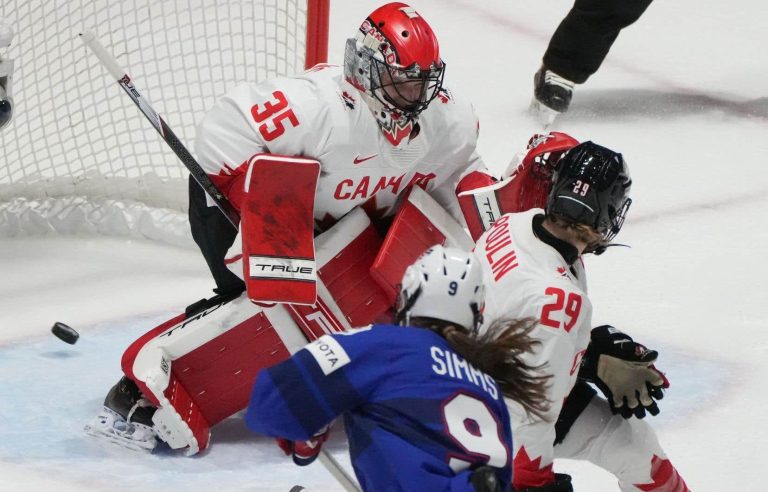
188, 176, 246, 296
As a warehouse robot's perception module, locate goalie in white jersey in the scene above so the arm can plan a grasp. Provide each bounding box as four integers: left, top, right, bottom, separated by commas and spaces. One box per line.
89, 2, 499, 456
188, 1, 487, 298
474, 142, 690, 491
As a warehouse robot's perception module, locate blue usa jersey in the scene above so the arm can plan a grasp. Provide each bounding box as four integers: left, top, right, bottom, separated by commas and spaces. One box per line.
246, 324, 513, 492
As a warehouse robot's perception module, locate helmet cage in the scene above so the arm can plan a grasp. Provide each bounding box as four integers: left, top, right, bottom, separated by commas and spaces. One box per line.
369, 55, 444, 118
343, 3, 445, 125
604, 196, 631, 242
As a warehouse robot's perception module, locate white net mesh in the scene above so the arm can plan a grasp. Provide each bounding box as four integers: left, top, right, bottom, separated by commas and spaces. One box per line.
0, 0, 320, 243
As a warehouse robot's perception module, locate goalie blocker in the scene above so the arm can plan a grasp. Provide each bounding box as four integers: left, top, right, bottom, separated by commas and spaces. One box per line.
120, 184, 472, 454
240, 154, 320, 305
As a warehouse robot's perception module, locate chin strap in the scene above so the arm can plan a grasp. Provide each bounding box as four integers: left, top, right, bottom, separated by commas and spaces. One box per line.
588, 242, 631, 256
394, 285, 422, 326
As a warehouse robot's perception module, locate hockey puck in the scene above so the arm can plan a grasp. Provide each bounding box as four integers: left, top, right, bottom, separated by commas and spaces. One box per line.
51, 321, 79, 344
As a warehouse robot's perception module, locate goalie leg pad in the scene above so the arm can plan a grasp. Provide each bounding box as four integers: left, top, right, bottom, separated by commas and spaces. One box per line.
241, 154, 321, 305
121, 292, 309, 454
287, 207, 392, 337
371, 187, 472, 304
151, 374, 210, 455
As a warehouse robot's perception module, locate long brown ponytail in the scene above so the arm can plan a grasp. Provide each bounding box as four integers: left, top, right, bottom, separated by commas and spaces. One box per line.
430, 317, 551, 421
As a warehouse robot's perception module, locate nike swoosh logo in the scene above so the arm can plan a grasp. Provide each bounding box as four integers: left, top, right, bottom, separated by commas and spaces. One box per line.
353, 154, 378, 164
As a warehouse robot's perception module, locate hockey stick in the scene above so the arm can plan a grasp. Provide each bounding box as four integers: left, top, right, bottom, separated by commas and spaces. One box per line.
319, 451, 361, 492
81, 30, 361, 492
79, 30, 240, 229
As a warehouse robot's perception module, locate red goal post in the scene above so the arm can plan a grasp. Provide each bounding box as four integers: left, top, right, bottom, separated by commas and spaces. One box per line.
0, 0, 329, 245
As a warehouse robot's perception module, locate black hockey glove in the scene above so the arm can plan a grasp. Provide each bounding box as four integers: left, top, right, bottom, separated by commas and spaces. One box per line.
514, 473, 573, 492
579, 325, 669, 419
469, 465, 502, 492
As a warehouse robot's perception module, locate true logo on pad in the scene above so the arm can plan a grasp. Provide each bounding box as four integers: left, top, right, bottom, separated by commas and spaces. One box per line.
248, 256, 316, 281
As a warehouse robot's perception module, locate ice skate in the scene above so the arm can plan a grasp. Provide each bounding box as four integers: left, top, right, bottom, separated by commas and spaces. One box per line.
84, 376, 158, 452
84, 406, 158, 452
530, 66, 575, 126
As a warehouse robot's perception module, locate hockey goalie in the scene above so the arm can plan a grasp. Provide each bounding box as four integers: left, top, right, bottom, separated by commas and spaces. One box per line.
84, 123, 574, 458
85, 2, 499, 456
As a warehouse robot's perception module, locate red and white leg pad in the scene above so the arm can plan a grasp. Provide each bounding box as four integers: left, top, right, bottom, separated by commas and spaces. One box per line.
120, 208, 392, 454
317, 207, 393, 327
371, 186, 473, 304
122, 294, 307, 454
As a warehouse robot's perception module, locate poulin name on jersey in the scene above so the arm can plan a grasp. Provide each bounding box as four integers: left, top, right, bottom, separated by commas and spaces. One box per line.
483, 215, 519, 281
430, 346, 499, 400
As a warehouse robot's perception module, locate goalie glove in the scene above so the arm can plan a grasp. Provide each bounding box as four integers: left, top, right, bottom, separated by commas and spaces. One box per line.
579, 325, 669, 419
276, 425, 330, 466
504, 132, 580, 212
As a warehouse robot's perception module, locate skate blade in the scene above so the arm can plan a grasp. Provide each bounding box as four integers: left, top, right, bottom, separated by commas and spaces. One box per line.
528, 98, 560, 128
84, 421, 157, 453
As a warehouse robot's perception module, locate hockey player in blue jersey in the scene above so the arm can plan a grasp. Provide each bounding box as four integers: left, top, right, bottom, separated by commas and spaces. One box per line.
246, 245, 551, 491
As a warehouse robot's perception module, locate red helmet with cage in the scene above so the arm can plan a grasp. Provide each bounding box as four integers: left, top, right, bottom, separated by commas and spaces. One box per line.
344, 3, 445, 130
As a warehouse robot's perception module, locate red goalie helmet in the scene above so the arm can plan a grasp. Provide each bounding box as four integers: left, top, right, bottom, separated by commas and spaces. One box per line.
344, 3, 445, 125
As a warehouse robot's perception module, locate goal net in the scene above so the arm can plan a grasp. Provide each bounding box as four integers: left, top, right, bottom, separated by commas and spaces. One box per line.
0, 0, 329, 246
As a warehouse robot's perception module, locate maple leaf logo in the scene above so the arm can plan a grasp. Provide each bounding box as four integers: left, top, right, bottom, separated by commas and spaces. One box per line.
341, 90, 356, 110
513, 447, 555, 489
633, 455, 690, 491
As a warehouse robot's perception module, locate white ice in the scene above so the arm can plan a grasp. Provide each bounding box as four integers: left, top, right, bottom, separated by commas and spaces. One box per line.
1, 0, 767, 490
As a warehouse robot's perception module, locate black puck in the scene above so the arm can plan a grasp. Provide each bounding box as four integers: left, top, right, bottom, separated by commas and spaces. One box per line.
51, 322, 79, 344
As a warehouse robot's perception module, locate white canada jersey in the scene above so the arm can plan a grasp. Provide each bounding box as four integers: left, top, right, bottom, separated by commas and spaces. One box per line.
474, 209, 593, 474
195, 64, 485, 229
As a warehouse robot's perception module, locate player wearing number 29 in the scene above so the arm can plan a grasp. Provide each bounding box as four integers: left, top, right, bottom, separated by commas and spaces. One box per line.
474, 142, 689, 491
246, 246, 550, 492
191, 1, 488, 296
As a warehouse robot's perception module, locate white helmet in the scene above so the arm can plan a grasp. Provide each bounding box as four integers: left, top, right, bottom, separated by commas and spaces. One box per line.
396, 245, 485, 331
